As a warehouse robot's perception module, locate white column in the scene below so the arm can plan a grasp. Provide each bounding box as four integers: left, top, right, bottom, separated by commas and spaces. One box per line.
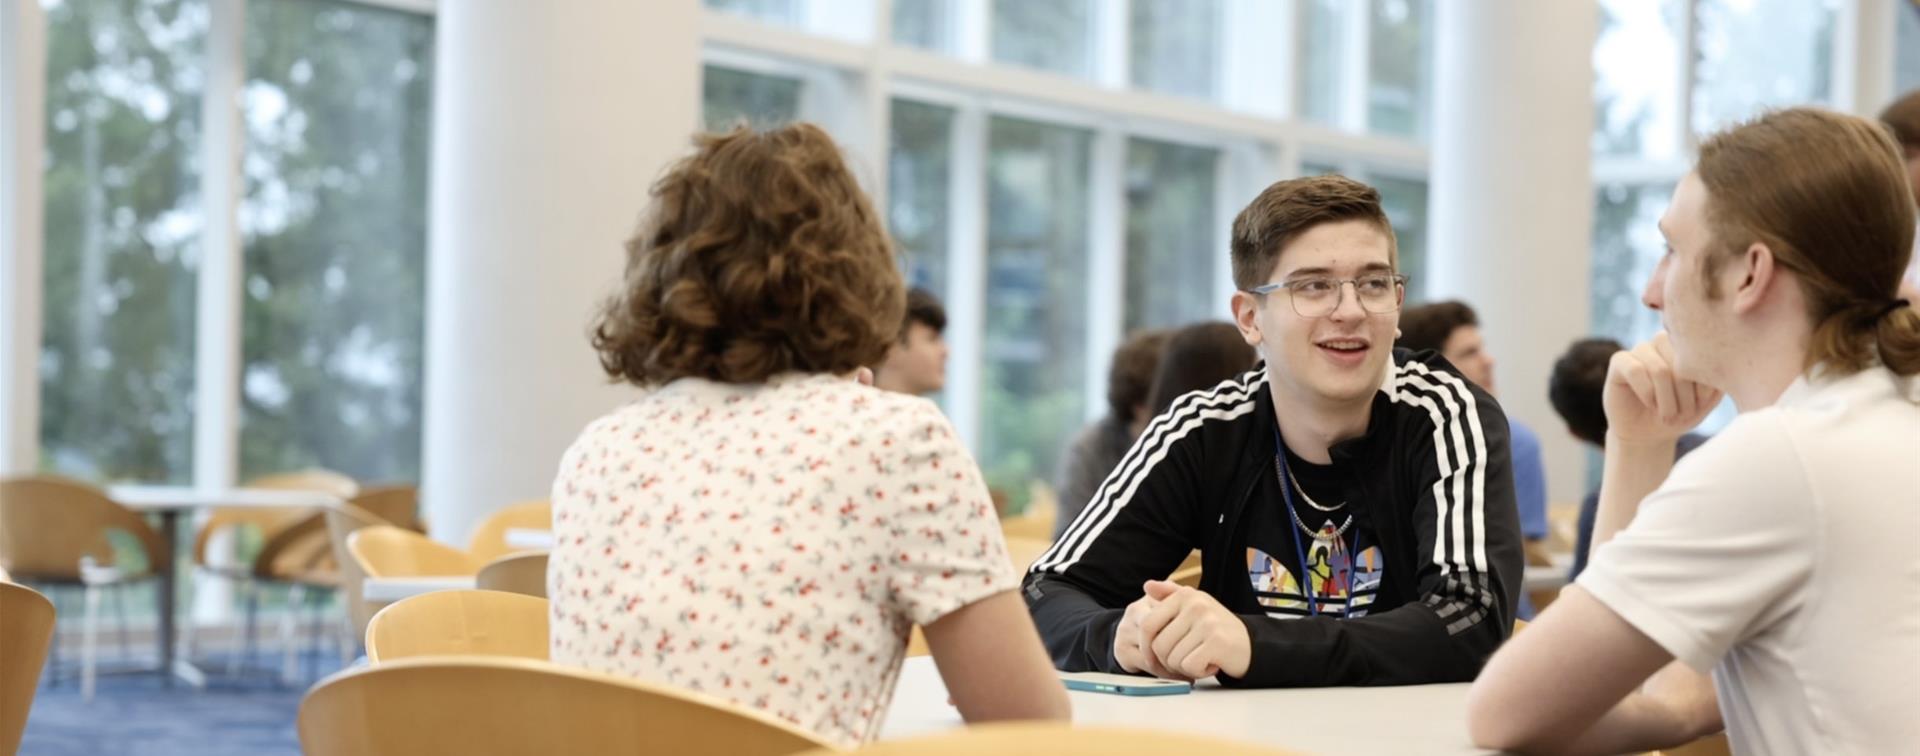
1428, 0, 1598, 504
943, 102, 989, 449
1083, 127, 1124, 423
193, 0, 245, 490
0, 0, 47, 476
1833, 0, 1897, 115
422, 0, 699, 543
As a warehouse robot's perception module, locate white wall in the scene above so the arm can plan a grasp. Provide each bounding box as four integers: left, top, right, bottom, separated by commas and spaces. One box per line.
0, 1, 46, 476
1429, 0, 1599, 504
421, 0, 700, 542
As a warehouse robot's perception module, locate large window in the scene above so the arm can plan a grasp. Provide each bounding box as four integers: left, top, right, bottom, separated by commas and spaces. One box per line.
1690, 0, 1837, 135
703, 65, 803, 131
1124, 137, 1219, 331
981, 116, 1092, 496
1590, 0, 1844, 347
40, 0, 206, 484
1590, 183, 1672, 346
1300, 0, 1435, 138
1129, 0, 1221, 101
892, 0, 951, 52
1367, 0, 1432, 139
237, 0, 433, 483
1374, 175, 1430, 302
990, 0, 1094, 80
38, 0, 433, 486
1592, 0, 1684, 158
888, 99, 954, 295
1586, 0, 1843, 438
697, 0, 1436, 504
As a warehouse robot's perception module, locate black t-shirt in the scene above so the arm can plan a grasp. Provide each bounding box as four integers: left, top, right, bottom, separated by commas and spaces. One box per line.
1237, 442, 1387, 619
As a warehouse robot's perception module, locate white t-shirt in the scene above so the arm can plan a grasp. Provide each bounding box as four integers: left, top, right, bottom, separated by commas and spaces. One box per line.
548, 373, 1016, 748
1578, 365, 1920, 755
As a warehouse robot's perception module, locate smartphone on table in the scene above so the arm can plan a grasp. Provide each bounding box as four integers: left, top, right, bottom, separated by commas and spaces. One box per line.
1058, 671, 1193, 696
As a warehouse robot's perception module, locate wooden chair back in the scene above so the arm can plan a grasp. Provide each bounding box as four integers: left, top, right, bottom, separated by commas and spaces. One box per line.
476, 551, 549, 598
298, 656, 834, 756
364, 589, 549, 663
0, 476, 167, 581
0, 581, 56, 755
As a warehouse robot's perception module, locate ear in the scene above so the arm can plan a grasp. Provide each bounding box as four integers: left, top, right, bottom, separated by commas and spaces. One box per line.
1231, 290, 1264, 348
1730, 241, 1777, 315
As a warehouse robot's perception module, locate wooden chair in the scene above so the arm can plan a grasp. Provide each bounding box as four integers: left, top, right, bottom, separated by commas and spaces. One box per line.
350, 485, 423, 533
364, 590, 548, 663
466, 500, 551, 564
1657, 733, 1733, 756
326, 502, 401, 653
476, 551, 549, 598
998, 482, 1057, 542
1, 581, 56, 754
298, 656, 834, 756
797, 723, 1302, 755
1003, 536, 1052, 574
184, 468, 358, 681
349, 526, 483, 579
0, 475, 168, 701
1167, 563, 1203, 588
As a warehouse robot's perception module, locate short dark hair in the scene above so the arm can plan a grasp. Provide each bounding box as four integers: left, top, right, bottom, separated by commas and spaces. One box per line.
1146, 322, 1258, 417
1395, 300, 1479, 354
1230, 175, 1398, 290
1880, 89, 1920, 150
1107, 329, 1170, 423
902, 287, 946, 338
1548, 337, 1624, 446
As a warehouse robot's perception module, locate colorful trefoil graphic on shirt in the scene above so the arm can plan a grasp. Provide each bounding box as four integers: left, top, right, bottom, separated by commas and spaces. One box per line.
1246, 525, 1384, 619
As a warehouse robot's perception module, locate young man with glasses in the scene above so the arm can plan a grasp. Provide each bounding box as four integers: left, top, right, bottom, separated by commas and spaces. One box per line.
1027, 175, 1523, 687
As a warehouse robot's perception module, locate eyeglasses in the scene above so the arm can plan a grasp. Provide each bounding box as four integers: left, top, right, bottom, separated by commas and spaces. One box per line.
1246, 273, 1408, 318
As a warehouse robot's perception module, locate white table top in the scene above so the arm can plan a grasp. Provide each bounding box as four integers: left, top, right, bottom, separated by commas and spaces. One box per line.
881, 657, 1488, 755
107, 485, 343, 512
362, 575, 477, 603
504, 528, 555, 550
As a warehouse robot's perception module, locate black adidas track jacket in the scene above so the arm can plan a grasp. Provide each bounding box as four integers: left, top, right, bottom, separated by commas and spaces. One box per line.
1025, 351, 1523, 687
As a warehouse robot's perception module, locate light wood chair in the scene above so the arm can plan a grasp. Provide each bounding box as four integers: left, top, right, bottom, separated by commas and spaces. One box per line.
466, 500, 551, 564
476, 551, 549, 598
364, 590, 549, 663
349, 485, 423, 533
1167, 563, 1203, 588
1, 581, 57, 755
184, 468, 359, 681
798, 723, 1302, 755
348, 526, 483, 579
0, 475, 169, 701
1657, 733, 1733, 756
998, 482, 1058, 542
326, 502, 401, 652
298, 655, 835, 756
260, 484, 430, 671
1003, 536, 1052, 574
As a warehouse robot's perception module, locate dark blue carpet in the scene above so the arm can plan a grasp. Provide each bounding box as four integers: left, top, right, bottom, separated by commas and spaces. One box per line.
20, 651, 347, 756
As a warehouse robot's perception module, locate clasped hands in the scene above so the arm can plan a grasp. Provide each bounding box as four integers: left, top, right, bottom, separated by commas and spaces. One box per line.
1113, 579, 1251, 681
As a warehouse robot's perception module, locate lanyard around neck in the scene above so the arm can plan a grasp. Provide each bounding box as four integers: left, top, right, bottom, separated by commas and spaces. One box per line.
1272, 427, 1359, 619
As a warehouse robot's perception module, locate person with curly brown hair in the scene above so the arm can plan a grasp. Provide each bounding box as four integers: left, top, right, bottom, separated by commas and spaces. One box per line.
547, 123, 1067, 748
